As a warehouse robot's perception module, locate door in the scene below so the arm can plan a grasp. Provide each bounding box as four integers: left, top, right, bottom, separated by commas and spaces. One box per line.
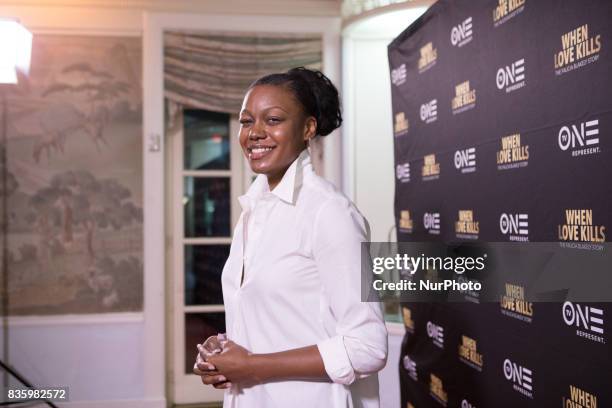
166, 106, 247, 404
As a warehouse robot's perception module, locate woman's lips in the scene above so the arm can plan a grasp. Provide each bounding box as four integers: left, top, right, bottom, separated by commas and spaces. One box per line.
248, 146, 275, 160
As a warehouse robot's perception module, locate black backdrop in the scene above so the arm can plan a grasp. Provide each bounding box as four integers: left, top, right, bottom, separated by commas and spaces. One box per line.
388, 0, 611, 407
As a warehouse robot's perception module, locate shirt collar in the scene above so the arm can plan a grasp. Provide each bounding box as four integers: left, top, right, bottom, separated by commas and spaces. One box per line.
238, 148, 311, 211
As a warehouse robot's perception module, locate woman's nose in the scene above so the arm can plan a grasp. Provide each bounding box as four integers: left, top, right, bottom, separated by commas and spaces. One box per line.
249, 121, 265, 139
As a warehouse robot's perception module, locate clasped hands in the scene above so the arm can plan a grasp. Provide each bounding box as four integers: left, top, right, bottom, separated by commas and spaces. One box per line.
193, 333, 258, 389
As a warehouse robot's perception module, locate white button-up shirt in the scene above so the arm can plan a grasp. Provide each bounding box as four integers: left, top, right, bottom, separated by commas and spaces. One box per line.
220, 148, 388, 408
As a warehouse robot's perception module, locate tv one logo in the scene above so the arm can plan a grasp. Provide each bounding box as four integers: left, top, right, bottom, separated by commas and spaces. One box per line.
454, 148, 476, 173
391, 64, 407, 86
496, 58, 525, 92
500, 213, 528, 239
396, 162, 410, 183
423, 212, 440, 234
563, 301, 604, 336
558, 120, 599, 154
503, 358, 533, 398
427, 321, 444, 348
402, 355, 418, 380
451, 17, 473, 47
461, 400, 475, 408
420, 99, 438, 123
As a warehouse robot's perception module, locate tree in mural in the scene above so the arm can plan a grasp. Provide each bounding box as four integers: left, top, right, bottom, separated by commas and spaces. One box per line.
26, 170, 142, 265
39, 62, 132, 158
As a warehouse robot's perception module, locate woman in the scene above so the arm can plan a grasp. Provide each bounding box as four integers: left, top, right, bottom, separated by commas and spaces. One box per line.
193, 67, 388, 407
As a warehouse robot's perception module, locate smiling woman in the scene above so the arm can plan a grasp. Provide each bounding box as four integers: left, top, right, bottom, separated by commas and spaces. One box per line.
193, 67, 388, 408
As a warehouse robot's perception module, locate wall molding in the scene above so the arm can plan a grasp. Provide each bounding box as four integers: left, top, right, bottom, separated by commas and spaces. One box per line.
1, 0, 341, 17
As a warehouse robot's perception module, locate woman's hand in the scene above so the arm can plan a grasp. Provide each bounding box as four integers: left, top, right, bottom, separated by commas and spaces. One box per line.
205, 340, 258, 386
193, 334, 232, 389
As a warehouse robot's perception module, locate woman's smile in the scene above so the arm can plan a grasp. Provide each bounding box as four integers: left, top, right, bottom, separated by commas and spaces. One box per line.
247, 144, 277, 160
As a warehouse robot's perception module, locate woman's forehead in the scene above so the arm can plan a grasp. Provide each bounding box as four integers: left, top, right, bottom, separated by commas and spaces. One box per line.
242, 84, 298, 112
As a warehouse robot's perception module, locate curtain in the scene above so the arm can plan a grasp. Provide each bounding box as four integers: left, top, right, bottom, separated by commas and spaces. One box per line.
164, 30, 323, 114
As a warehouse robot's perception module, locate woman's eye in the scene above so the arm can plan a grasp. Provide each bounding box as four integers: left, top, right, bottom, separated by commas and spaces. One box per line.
239, 119, 252, 126
267, 117, 281, 124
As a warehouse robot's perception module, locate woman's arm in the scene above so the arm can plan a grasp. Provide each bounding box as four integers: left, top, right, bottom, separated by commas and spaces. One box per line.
200, 340, 329, 386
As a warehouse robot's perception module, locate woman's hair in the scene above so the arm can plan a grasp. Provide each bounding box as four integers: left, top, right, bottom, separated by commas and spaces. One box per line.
248, 67, 342, 137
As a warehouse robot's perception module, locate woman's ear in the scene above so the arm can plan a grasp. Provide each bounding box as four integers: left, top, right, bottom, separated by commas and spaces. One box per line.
303, 116, 317, 143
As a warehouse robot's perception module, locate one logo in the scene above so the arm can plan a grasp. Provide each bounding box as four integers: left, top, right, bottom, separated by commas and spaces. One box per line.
500, 213, 529, 242
422, 154, 440, 181
558, 119, 600, 157
427, 321, 444, 348
493, 0, 526, 27
396, 162, 410, 183
458, 335, 483, 371
399, 210, 414, 234
402, 355, 418, 380
562, 301, 605, 344
418, 42, 438, 73
451, 17, 473, 47
394, 112, 409, 136
391, 63, 407, 86
500, 283, 533, 323
461, 399, 476, 408
496, 58, 526, 93
454, 147, 476, 173
424, 212, 441, 235
496, 133, 529, 170
455, 210, 479, 240
562, 385, 598, 408
430, 373, 448, 406
420, 99, 438, 123
402, 306, 415, 333
503, 358, 533, 399
558, 209, 606, 247
451, 80, 476, 115
555, 24, 602, 76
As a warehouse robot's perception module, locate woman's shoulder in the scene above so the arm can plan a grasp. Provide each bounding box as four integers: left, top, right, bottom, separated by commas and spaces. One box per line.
301, 172, 366, 222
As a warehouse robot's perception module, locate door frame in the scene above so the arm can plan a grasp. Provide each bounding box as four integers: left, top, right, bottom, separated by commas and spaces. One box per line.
142, 10, 341, 405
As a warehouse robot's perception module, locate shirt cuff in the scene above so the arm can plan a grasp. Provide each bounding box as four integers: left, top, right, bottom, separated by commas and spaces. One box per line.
316, 335, 356, 385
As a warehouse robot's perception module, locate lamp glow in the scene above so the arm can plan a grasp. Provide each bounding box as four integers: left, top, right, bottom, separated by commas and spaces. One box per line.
0, 19, 33, 84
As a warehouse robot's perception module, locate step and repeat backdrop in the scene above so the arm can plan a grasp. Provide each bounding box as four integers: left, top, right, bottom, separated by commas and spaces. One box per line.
388, 0, 611, 407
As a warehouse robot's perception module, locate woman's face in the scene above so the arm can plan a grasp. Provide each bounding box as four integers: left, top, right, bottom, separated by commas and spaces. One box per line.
239, 84, 316, 188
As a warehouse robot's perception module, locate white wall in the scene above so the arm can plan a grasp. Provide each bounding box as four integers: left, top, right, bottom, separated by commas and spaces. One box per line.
341, 6, 431, 408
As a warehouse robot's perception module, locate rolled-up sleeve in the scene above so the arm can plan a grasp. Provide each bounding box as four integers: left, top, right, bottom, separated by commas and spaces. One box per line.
312, 196, 388, 385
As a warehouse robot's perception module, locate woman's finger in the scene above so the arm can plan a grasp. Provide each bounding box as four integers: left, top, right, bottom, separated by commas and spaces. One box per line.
197, 361, 217, 373
213, 382, 232, 389
200, 375, 227, 386
202, 335, 223, 354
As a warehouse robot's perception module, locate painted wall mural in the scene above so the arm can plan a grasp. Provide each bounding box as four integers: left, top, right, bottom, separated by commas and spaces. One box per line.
2, 35, 143, 315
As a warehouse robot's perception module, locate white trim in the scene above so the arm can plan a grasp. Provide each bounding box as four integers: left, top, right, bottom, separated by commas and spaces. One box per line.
184, 305, 225, 313
340, 35, 356, 199
183, 170, 232, 177
183, 237, 233, 245
6, 313, 144, 327
142, 11, 166, 404
385, 321, 406, 336
55, 398, 166, 408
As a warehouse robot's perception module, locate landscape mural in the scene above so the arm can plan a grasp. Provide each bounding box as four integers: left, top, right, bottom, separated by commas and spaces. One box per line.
1, 35, 143, 315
